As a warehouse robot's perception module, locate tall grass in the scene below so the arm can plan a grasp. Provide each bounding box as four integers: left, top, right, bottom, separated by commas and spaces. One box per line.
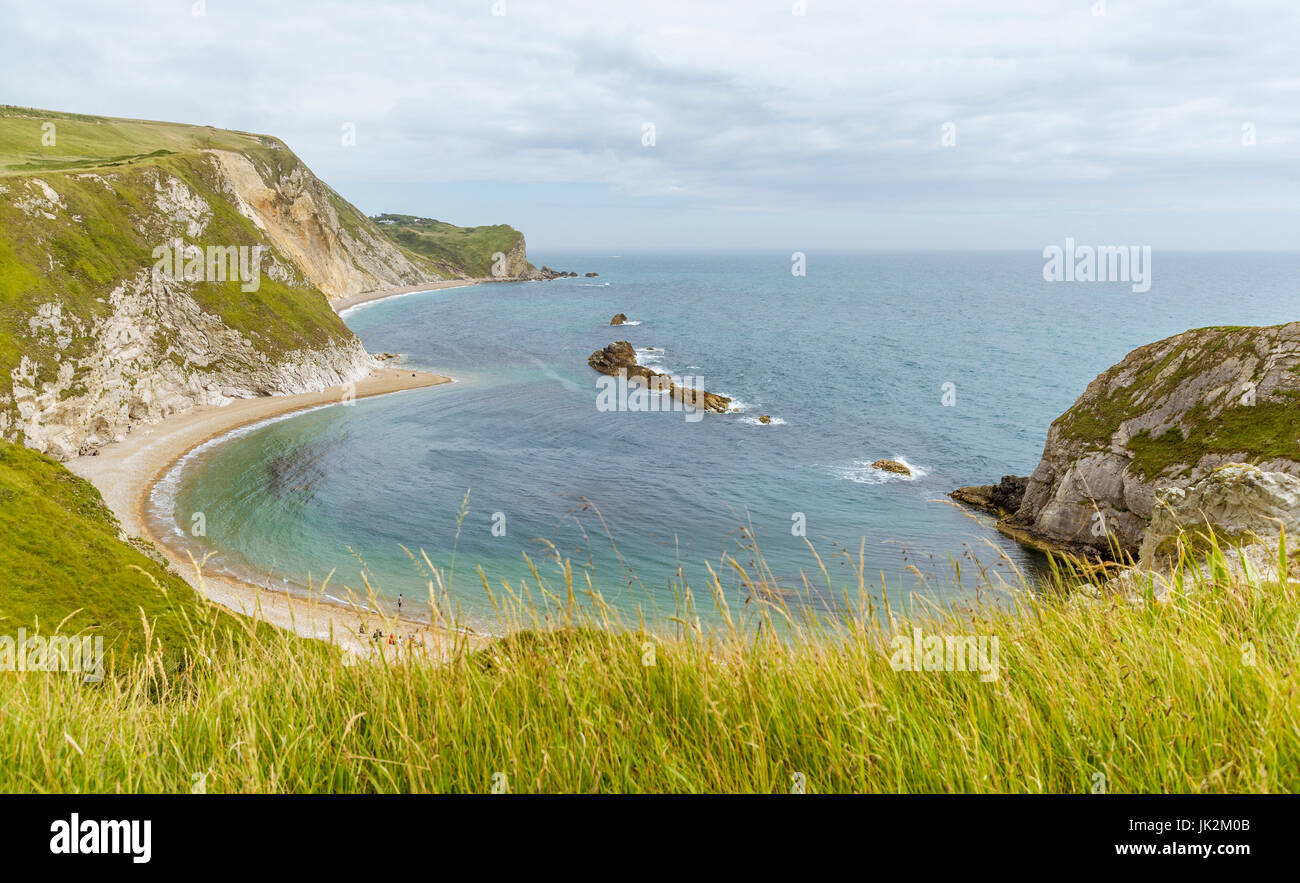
2, 527, 1297, 793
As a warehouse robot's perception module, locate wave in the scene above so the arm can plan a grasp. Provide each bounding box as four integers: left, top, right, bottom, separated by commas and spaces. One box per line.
833, 456, 930, 484
635, 347, 666, 369
741, 415, 786, 425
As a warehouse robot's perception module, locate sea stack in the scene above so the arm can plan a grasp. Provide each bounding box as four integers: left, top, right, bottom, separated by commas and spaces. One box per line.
587, 341, 733, 413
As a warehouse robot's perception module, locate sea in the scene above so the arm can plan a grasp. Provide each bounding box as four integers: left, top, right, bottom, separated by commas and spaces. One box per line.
150, 249, 1300, 628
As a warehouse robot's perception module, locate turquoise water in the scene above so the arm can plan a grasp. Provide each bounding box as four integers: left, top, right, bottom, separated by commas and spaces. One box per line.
158, 249, 1300, 626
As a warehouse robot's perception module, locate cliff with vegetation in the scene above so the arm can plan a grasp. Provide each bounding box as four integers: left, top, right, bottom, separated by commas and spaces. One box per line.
0, 107, 528, 460
955, 322, 1300, 558
371, 213, 534, 279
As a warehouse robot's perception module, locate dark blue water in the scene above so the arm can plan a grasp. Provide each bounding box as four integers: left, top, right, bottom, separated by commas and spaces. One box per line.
160, 249, 1300, 626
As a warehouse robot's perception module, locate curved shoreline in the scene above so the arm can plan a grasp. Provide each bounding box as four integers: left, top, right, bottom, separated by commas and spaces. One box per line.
64, 281, 507, 655
66, 367, 476, 655
333, 278, 485, 314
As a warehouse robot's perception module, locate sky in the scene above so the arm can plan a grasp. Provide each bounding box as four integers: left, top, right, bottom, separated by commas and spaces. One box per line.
3, 0, 1298, 249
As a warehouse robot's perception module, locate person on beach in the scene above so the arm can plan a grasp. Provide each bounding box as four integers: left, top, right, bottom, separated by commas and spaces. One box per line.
397, 594, 403, 615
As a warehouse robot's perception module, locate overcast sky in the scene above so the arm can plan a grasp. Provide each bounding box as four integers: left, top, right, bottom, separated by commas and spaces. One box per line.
4, 0, 1298, 248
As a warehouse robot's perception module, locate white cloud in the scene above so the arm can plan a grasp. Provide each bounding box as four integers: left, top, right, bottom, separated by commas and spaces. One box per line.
2, 0, 1298, 246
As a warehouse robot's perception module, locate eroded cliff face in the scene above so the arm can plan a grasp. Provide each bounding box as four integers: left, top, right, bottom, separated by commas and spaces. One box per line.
209, 150, 436, 299
1006, 323, 1300, 557
0, 142, 433, 460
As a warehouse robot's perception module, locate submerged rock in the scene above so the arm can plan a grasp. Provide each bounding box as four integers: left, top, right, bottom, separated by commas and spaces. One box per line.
872, 459, 911, 476
586, 272, 599, 277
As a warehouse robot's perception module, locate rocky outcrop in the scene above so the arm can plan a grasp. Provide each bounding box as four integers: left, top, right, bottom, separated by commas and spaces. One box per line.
610, 313, 628, 326
521, 264, 593, 281
1138, 464, 1300, 567
588, 341, 651, 380
586, 272, 599, 277
951, 475, 1028, 518
954, 323, 1300, 560
586, 341, 733, 413
872, 459, 911, 476
1011, 323, 1300, 557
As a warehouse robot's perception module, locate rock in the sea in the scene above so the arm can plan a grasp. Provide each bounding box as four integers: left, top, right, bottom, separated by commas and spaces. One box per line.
587, 340, 653, 381
669, 385, 732, 413
759, 415, 771, 424
586, 341, 732, 414
586, 272, 599, 277
1138, 464, 1300, 568
610, 313, 628, 326
872, 459, 911, 476
523, 265, 578, 281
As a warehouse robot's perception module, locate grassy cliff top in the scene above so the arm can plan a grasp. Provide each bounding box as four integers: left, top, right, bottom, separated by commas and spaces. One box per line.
0, 105, 277, 177
1051, 322, 1300, 479
373, 213, 526, 278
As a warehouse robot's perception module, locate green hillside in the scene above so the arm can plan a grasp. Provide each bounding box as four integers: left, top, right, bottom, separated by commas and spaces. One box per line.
373, 213, 529, 278
0, 105, 271, 177
0, 149, 352, 398
0, 439, 257, 669
0, 106, 369, 449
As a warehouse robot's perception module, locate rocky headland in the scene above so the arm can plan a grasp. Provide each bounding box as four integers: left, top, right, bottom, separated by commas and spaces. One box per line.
953, 322, 1300, 566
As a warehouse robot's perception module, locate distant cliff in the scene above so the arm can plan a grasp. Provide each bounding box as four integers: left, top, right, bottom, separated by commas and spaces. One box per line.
0, 107, 462, 459
371, 213, 534, 279
955, 322, 1300, 558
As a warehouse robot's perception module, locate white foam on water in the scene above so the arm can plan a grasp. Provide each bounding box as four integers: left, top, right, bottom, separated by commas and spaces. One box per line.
741, 415, 787, 425
636, 347, 666, 369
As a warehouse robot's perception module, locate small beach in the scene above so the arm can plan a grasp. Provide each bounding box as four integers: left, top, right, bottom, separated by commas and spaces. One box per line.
333, 279, 484, 314
65, 324, 480, 655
